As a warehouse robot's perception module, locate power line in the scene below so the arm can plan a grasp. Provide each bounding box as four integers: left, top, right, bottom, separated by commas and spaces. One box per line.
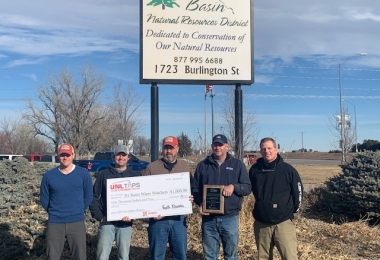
268, 65, 380, 73
260, 75, 380, 81
256, 84, 380, 91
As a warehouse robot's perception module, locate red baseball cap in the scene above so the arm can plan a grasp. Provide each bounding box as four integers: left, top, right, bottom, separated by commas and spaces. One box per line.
162, 136, 178, 148
58, 143, 74, 155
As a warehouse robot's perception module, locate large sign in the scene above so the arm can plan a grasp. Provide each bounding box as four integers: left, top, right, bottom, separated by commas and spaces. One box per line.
106, 172, 192, 220
140, 0, 254, 85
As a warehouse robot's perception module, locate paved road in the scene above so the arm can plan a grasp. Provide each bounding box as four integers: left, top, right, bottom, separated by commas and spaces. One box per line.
284, 158, 340, 165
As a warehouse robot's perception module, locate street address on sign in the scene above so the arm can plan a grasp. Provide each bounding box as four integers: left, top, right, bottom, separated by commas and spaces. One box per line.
140, 0, 254, 85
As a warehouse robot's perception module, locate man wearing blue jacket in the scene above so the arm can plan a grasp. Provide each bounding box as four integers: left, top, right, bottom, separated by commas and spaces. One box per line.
192, 134, 251, 260
249, 137, 303, 260
40, 143, 93, 260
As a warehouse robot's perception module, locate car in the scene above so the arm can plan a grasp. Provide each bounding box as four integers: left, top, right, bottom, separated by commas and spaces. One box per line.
73, 151, 149, 175
127, 153, 150, 173
0, 154, 23, 161
40, 155, 59, 164
245, 153, 258, 165
23, 154, 43, 162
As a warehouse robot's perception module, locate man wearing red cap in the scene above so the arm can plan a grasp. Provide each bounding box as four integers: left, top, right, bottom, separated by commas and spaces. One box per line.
40, 143, 93, 260
142, 136, 191, 260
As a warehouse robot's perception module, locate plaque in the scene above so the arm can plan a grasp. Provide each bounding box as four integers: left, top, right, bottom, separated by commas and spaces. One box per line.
203, 185, 224, 214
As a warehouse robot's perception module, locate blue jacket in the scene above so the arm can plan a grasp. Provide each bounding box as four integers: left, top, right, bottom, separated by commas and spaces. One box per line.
191, 153, 251, 217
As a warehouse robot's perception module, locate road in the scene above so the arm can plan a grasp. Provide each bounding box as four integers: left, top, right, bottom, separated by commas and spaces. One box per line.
285, 158, 340, 165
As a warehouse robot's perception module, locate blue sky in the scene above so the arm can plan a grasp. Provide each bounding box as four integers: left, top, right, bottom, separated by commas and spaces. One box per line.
1, 0, 379, 152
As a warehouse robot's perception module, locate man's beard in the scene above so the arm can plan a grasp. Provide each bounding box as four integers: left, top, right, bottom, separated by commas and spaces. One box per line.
163, 154, 176, 163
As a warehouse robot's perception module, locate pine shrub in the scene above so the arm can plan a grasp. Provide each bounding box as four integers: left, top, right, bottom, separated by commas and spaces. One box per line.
0, 158, 64, 258
314, 151, 380, 222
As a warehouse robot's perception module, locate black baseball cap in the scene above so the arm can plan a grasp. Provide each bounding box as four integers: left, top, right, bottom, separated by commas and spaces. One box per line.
212, 134, 228, 144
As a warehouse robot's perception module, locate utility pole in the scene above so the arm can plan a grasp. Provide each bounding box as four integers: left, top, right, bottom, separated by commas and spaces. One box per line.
338, 53, 367, 163
204, 89, 207, 156
300, 132, 305, 152
210, 89, 216, 138
345, 100, 358, 153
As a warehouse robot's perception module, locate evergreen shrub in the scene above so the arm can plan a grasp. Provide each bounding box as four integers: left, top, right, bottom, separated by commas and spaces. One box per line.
0, 158, 72, 258
314, 151, 380, 221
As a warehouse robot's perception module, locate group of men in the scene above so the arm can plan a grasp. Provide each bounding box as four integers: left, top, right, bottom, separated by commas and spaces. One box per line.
40, 134, 303, 260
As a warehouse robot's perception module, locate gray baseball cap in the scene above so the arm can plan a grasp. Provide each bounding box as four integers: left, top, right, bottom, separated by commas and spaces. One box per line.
114, 144, 129, 155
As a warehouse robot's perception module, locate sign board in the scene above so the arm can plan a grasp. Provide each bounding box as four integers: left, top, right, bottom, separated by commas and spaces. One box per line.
140, 0, 254, 85
106, 172, 192, 220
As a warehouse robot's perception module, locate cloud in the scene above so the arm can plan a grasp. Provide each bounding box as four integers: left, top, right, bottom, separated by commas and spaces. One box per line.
0, 27, 139, 56
0, 14, 41, 27
348, 10, 380, 22
254, 1, 380, 61
0, 0, 139, 57
7, 58, 47, 67
22, 74, 38, 81
0, 0, 379, 68
254, 75, 274, 84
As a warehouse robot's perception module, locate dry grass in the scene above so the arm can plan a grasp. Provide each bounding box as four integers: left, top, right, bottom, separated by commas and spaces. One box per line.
6, 153, 380, 259
125, 156, 380, 260
294, 164, 341, 183
293, 164, 342, 193
176, 193, 380, 260
179, 154, 380, 260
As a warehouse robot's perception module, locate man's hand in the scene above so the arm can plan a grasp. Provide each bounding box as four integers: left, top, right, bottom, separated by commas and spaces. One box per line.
122, 216, 132, 222
189, 195, 194, 203
199, 203, 210, 216
101, 216, 107, 222
153, 215, 164, 220
223, 184, 234, 197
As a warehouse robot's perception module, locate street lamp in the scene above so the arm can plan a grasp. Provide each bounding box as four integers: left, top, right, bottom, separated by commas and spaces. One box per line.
339, 53, 366, 163
345, 100, 358, 153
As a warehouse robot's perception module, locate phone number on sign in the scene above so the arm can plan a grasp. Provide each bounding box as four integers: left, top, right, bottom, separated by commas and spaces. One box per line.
174, 57, 223, 64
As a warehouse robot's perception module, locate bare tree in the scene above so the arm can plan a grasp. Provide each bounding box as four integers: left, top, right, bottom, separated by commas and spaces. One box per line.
0, 118, 52, 154
13, 123, 52, 154
81, 104, 114, 154
134, 136, 151, 155
217, 86, 260, 153
23, 65, 105, 155
328, 108, 355, 159
0, 117, 17, 153
107, 82, 145, 146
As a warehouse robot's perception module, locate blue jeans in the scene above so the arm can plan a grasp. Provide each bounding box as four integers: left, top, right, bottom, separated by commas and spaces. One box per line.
96, 223, 132, 260
202, 215, 239, 260
148, 215, 187, 260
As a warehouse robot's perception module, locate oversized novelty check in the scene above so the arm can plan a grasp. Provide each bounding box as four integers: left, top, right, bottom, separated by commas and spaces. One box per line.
106, 172, 192, 221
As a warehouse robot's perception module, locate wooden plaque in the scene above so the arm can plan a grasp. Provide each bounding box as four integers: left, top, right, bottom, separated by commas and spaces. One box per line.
202, 185, 224, 214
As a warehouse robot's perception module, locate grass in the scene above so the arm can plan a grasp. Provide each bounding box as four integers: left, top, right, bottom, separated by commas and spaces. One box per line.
293, 164, 342, 192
